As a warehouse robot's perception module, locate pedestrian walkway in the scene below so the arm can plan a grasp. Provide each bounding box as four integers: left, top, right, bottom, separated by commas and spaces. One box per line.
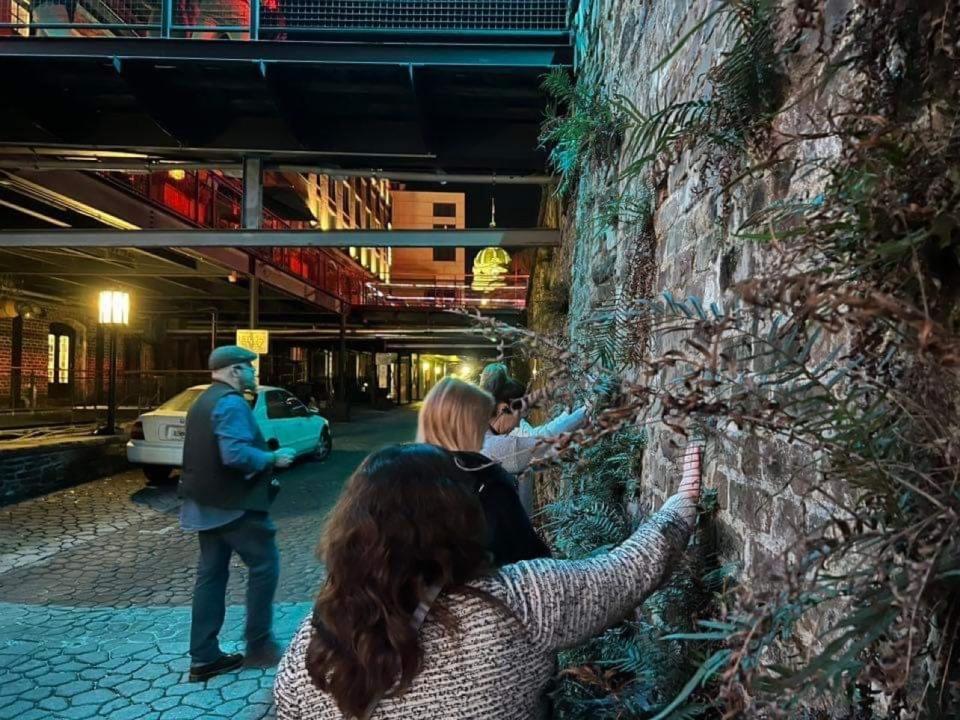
0, 406, 418, 719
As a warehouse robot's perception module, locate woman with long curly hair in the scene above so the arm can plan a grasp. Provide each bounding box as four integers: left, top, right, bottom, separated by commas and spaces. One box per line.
274, 441, 702, 719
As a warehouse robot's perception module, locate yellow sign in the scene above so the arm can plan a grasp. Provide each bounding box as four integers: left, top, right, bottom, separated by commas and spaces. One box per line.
236, 329, 270, 355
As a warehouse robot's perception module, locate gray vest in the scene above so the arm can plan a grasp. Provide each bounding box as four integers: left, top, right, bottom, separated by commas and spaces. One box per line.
179, 381, 274, 511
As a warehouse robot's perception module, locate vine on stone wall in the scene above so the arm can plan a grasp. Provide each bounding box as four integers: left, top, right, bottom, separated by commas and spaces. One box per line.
540, 69, 626, 198
523, 0, 960, 717
618, 0, 786, 192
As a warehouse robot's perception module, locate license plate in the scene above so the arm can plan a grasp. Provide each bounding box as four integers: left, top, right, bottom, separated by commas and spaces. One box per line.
168, 427, 185, 440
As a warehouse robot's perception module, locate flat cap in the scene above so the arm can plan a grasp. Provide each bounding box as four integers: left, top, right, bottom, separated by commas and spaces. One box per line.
208, 345, 258, 370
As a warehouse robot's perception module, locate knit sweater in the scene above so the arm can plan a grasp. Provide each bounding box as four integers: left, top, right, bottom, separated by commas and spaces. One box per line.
482, 406, 586, 476
273, 493, 695, 720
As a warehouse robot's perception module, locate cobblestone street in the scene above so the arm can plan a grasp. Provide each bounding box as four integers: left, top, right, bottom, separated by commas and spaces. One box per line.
0, 407, 417, 720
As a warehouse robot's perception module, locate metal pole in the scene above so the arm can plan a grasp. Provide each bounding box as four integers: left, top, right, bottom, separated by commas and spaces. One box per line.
249, 0, 260, 40
160, 0, 172, 38
210, 308, 218, 351
242, 157, 262, 331
338, 311, 347, 406
106, 327, 118, 435
249, 266, 260, 330
406, 353, 413, 405
242, 157, 263, 230
94, 326, 104, 412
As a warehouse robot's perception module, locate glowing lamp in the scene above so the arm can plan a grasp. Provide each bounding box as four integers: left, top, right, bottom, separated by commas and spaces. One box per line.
471, 247, 511, 293
98, 290, 130, 325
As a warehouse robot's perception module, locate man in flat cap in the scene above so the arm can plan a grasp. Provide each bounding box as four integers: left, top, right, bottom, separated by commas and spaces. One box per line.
178, 345, 296, 682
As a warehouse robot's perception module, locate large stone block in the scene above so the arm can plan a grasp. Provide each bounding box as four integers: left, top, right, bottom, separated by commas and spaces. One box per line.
728, 479, 773, 535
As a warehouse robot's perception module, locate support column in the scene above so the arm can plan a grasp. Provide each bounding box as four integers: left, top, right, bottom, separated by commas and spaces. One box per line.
105, 327, 118, 435
94, 326, 104, 409
249, 265, 260, 329
335, 311, 350, 421
406, 353, 413, 405
242, 157, 263, 331
368, 357, 377, 407
242, 157, 263, 230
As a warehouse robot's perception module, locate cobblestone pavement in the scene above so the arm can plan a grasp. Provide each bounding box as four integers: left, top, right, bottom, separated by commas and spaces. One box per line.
0, 406, 418, 720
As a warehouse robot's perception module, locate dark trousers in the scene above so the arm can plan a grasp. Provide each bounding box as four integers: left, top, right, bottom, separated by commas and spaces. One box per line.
189, 511, 280, 665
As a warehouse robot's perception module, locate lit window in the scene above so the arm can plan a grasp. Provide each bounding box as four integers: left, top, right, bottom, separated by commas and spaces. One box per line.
47, 335, 55, 383
47, 324, 73, 385
58, 336, 69, 383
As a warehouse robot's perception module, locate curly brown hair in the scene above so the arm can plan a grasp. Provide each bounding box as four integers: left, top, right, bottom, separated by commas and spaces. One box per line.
306, 443, 493, 717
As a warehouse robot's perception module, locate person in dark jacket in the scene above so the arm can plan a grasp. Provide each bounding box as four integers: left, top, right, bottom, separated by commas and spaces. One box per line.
179, 345, 297, 682
416, 376, 550, 566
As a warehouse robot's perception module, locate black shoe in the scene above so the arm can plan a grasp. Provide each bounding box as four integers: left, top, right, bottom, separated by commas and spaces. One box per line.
244, 639, 282, 668
188, 652, 244, 682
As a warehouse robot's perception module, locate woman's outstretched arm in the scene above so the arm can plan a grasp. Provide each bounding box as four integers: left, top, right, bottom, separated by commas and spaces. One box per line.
498, 444, 702, 651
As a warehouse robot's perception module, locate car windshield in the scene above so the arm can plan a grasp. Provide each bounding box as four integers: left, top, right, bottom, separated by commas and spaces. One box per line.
157, 387, 205, 412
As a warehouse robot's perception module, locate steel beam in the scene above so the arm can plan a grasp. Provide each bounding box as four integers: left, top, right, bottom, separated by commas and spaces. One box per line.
0, 158, 555, 185
0, 229, 560, 248
0, 38, 568, 68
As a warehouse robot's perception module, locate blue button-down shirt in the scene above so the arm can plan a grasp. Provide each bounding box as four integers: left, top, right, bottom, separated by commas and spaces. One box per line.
179, 391, 276, 532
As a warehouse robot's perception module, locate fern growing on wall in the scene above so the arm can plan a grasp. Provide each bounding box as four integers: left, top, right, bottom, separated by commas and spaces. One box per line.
540, 423, 728, 720
618, 0, 786, 185
523, 0, 960, 716
540, 69, 626, 197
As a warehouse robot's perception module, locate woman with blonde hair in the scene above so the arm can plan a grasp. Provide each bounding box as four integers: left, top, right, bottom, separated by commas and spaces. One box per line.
417, 376, 550, 566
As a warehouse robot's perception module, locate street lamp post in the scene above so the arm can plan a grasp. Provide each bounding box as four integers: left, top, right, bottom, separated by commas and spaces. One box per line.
98, 290, 130, 435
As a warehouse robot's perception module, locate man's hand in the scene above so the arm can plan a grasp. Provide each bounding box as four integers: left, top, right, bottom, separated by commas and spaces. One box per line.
273, 448, 297, 469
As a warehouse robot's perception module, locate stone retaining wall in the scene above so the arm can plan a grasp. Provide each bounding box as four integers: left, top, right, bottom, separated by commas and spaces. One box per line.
0, 436, 131, 506
530, 0, 856, 577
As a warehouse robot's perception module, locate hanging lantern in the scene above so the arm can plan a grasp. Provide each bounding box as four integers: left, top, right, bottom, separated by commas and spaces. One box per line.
471, 247, 511, 293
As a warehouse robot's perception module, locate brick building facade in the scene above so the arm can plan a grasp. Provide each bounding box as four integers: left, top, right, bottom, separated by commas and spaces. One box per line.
0, 301, 140, 410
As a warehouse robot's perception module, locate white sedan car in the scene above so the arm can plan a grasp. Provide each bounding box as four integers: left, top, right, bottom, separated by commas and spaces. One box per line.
126, 384, 332, 484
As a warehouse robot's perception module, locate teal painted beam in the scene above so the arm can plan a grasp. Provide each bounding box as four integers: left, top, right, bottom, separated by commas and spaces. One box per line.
0, 229, 560, 248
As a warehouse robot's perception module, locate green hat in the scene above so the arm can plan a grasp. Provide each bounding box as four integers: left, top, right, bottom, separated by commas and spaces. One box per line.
208, 345, 258, 371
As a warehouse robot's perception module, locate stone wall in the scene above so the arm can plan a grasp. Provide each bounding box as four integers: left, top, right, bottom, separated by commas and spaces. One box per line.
0, 436, 130, 506
530, 0, 855, 577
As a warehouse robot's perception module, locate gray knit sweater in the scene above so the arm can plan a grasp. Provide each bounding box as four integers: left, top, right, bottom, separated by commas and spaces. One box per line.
274, 494, 695, 720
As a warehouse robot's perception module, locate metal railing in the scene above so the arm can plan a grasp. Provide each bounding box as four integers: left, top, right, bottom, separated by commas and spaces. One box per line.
0, 0, 569, 38
100, 171, 372, 308
360, 273, 528, 310
1, 368, 211, 414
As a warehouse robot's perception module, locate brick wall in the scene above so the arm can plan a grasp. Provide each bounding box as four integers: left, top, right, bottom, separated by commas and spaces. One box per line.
530, 0, 855, 579
0, 302, 136, 409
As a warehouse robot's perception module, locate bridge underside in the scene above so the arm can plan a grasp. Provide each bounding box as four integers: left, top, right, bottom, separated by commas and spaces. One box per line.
0, 37, 570, 176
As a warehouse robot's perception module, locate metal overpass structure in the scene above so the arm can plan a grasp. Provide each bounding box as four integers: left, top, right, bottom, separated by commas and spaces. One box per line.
0, 0, 573, 177
0, 0, 572, 373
